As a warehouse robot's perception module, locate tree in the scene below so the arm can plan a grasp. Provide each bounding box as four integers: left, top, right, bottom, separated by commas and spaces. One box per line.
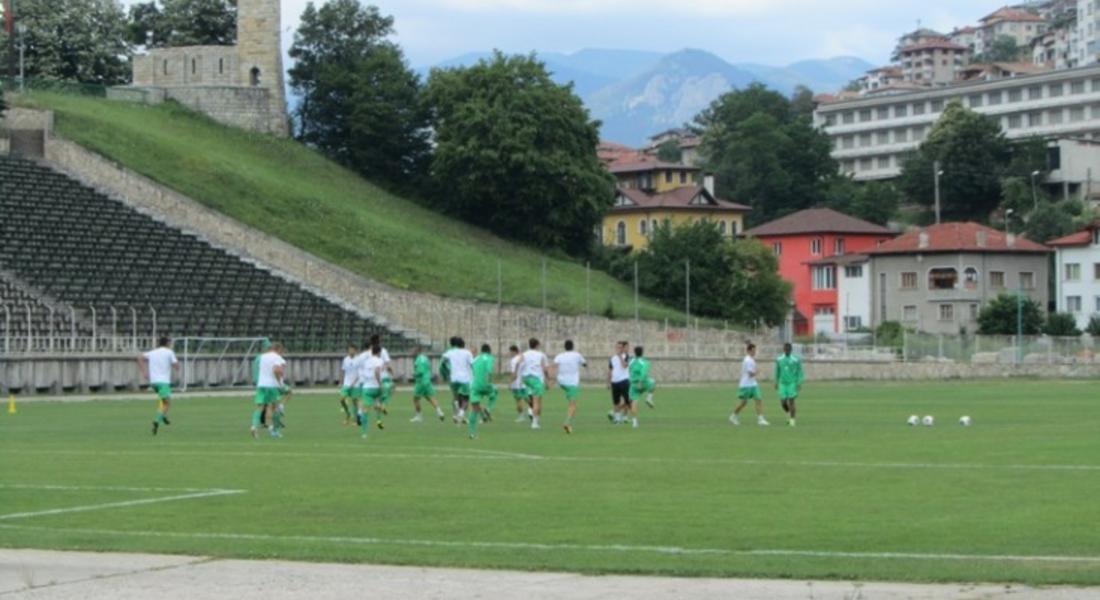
1025, 201, 1077, 244
655, 139, 682, 163
289, 1, 430, 187
1043, 313, 1081, 337
789, 85, 816, 119
824, 178, 901, 225
1086, 315, 1100, 337
2, 0, 131, 85
977, 294, 1043, 335
613, 220, 791, 326
899, 101, 1012, 222
975, 35, 1023, 63
424, 51, 613, 254
695, 84, 836, 225
127, 0, 236, 48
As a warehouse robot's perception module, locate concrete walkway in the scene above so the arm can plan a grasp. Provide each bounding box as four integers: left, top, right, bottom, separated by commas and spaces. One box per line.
1, 549, 1096, 599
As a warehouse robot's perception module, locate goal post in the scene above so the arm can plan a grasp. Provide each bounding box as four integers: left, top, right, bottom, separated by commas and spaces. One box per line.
174, 337, 270, 393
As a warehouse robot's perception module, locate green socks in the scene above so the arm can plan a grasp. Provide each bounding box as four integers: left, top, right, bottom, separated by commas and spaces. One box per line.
467, 409, 479, 437
359, 411, 370, 435
251, 409, 263, 429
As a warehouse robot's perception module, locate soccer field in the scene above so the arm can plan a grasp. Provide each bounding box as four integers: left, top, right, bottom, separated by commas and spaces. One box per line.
1, 380, 1098, 586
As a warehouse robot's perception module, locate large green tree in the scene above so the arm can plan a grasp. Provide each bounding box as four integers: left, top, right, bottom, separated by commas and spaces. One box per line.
613, 220, 791, 326
0, 0, 131, 84
977, 294, 1043, 335
695, 83, 837, 225
974, 35, 1023, 63
288, 0, 430, 186
127, 0, 236, 48
824, 178, 901, 226
424, 51, 613, 254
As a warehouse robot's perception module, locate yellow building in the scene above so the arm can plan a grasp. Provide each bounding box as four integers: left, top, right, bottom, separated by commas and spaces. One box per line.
601, 161, 750, 250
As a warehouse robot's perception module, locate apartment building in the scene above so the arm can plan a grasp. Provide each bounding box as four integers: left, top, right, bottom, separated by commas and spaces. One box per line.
1047, 220, 1100, 328
813, 63, 1100, 181
897, 39, 970, 86
1079, 0, 1100, 64
976, 7, 1048, 55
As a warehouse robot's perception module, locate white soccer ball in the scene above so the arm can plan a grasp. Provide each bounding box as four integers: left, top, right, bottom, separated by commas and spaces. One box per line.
907, 415, 920, 426
959, 416, 972, 427
922, 415, 934, 427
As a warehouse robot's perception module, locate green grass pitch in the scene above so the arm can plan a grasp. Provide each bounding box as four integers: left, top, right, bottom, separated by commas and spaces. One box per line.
1, 380, 1098, 586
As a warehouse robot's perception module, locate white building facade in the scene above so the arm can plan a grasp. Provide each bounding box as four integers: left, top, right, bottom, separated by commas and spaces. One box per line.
836, 256, 872, 332
1049, 223, 1100, 329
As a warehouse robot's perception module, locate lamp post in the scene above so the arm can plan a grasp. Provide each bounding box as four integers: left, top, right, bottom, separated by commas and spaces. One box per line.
15, 21, 25, 93
1006, 209, 1023, 365
1030, 170, 1041, 211
933, 160, 944, 224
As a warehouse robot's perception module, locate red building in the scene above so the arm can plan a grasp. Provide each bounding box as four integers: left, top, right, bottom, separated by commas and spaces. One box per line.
744, 209, 895, 336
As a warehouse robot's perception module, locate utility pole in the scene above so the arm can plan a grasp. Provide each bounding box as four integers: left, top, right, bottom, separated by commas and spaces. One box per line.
933, 160, 944, 224
16, 21, 24, 92
684, 259, 691, 327
1030, 170, 1041, 211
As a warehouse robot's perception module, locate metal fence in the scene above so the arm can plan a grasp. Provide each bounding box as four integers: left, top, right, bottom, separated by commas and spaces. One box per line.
1, 303, 159, 355
902, 332, 1097, 365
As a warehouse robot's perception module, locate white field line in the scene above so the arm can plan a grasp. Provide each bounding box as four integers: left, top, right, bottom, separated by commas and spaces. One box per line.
1, 523, 1099, 565
6, 448, 1100, 473
0, 484, 229, 493
0, 488, 245, 521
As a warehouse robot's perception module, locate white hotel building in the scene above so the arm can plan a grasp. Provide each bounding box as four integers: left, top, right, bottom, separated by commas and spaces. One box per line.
813, 64, 1100, 182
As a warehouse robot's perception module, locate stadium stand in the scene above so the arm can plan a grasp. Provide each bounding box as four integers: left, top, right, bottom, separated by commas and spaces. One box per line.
0, 155, 416, 352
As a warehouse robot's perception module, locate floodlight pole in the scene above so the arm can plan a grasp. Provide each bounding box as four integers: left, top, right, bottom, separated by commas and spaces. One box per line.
16, 21, 24, 92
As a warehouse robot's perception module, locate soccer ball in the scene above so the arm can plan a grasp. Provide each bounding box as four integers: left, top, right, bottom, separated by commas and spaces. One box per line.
959, 416, 972, 427
907, 415, 920, 426
922, 415, 934, 427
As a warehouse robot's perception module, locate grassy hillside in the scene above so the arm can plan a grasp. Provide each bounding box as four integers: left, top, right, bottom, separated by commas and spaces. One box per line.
15, 92, 679, 320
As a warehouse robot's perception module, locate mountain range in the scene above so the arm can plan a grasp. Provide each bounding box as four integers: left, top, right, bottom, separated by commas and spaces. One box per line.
419, 49, 874, 146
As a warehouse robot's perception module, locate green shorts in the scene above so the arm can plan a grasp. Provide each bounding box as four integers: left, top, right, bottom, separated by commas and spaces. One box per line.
523, 376, 546, 397
777, 383, 799, 400
450, 382, 471, 398
560, 384, 580, 401
470, 384, 497, 405
151, 383, 172, 401
629, 378, 655, 401
511, 386, 529, 401
360, 386, 382, 406
254, 387, 281, 406
381, 377, 394, 403
738, 386, 762, 401
340, 385, 353, 398
414, 380, 435, 398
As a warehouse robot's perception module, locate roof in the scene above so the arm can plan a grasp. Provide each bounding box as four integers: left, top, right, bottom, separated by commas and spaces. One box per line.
608, 160, 699, 175
866, 66, 902, 75
805, 254, 870, 266
611, 186, 750, 213
1047, 222, 1100, 247
898, 39, 968, 53
743, 208, 895, 237
951, 26, 978, 35
866, 222, 1049, 255
981, 7, 1045, 24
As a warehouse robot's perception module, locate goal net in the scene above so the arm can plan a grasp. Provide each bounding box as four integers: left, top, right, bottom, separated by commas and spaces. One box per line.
174, 337, 270, 393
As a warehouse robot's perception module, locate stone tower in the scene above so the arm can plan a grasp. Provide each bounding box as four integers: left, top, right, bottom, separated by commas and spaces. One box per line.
236, 0, 287, 133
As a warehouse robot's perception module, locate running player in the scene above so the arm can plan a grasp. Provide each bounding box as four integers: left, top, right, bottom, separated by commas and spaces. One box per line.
607, 340, 630, 424
775, 343, 803, 427
355, 342, 386, 439
468, 343, 497, 439
369, 334, 394, 422
410, 344, 445, 422
520, 338, 550, 430
554, 340, 587, 434
253, 342, 288, 438
442, 337, 474, 424
627, 346, 654, 429
730, 342, 769, 426
508, 345, 532, 422
138, 336, 179, 436
339, 344, 358, 425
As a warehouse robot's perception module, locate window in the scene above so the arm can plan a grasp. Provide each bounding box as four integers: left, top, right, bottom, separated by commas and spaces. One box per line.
877, 156, 891, 169
730, 221, 739, 236
639, 220, 648, 236
835, 238, 846, 255
1008, 114, 1023, 129
1049, 108, 1064, 125
810, 238, 823, 255
1093, 263, 1100, 280
901, 272, 918, 290
1092, 104, 1100, 120
939, 304, 955, 322
1093, 78, 1100, 93
988, 90, 1002, 105
1020, 272, 1036, 290
825, 115, 837, 127
845, 316, 863, 330
859, 158, 872, 171
894, 128, 909, 143
931, 99, 945, 112
1008, 88, 1022, 103
679, 171, 688, 184
1094, 229, 1100, 246
877, 107, 890, 120
842, 112, 855, 125
894, 105, 908, 118
651, 219, 658, 232
1049, 82, 1064, 97
1066, 263, 1081, 281
845, 265, 864, 278
964, 267, 979, 290
191, 58, 196, 75
1071, 106, 1086, 122
842, 136, 854, 149
1072, 80, 1086, 94
859, 133, 872, 148
718, 221, 727, 235
969, 304, 979, 321
812, 266, 836, 290
876, 131, 890, 145
1067, 296, 1083, 313
772, 242, 783, 257
1095, 296, 1100, 313
218, 58, 224, 75
250, 67, 261, 87
163, 60, 168, 76
859, 109, 872, 122
1028, 111, 1043, 127
928, 268, 959, 290
665, 170, 673, 183
903, 305, 918, 321
990, 271, 1006, 289
616, 221, 626, 246
1028, 85, 1043, 100
968, 94, 983, 108
913, 102, 926, 115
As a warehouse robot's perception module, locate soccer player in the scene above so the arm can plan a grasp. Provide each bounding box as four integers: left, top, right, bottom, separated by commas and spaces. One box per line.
339, 344, 358, 425
775, 343, 804, 427
138, 336, 179, 436
253, 342, 288, 438
519, 338, 550, 430
554, 340, 587, 434
370, 334, 394, 423
627, 346, 654, 429
410, 344, 445, 422
607, 340, 631, 424
442, 337, 474, 424
355, 343, 386, 439
468, 343, 497, 439
731, 342, 769, 426
508, 345, 532, 422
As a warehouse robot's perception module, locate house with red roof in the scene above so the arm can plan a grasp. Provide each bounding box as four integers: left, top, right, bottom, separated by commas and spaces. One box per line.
743, 208, 896, 336
866, 222, 1050, 334
1046, 221, 1100, 330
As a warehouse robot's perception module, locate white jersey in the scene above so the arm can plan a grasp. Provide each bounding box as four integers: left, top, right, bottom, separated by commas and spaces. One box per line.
379, 347, 393, 380
143, 347, 178, 384
358, 355, 385, 389
509, 355, 524, 390
739, 355, 758, 389
554, 351, 586, 387
443, 348, 474, 384
609, 353, 630, 383
341, 356, 357, 387
257, 351, 286, 388
520, 350, 548, 382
